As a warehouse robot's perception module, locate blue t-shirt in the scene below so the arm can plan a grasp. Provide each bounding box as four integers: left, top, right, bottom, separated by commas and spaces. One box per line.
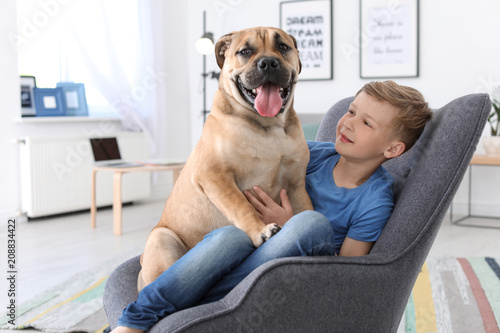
306, 141, 394, 254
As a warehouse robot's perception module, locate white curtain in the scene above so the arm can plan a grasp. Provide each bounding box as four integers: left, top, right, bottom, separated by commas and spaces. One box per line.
60, 0, 166, 157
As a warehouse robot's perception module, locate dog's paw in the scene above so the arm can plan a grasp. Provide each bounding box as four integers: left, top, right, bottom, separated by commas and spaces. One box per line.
260, 223, 282, 244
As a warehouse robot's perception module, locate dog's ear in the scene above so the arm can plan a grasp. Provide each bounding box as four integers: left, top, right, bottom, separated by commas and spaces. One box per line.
288, 34, 302, 74
215, 32, 234, 69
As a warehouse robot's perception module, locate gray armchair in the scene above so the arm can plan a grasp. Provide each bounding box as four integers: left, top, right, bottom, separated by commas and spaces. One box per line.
104, 93, 491, 332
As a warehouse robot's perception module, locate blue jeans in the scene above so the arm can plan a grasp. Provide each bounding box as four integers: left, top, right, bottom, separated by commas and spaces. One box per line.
117, 210, 335, 331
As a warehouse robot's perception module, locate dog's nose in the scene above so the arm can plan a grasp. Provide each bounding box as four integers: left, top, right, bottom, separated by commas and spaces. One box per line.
258, 57, 279, 73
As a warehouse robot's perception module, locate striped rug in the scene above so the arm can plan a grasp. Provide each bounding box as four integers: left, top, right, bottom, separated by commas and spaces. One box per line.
399, 257, 500, 333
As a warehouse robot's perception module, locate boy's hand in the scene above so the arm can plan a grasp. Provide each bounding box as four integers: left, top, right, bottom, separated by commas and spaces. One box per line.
244, 186, 294, 226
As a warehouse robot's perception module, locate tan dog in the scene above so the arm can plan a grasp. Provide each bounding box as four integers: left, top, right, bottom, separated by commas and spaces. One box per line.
138, 27, 313, 290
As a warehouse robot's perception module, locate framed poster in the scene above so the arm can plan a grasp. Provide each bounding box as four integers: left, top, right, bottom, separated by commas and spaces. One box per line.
280, 0, 333, 81
360, 0, 419, 78
20, 75, 37, 117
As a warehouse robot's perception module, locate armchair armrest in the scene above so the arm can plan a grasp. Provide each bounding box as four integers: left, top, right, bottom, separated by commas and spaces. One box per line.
156, 254, 416, 332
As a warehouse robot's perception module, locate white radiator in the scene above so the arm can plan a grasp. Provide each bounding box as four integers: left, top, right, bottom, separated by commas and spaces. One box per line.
19, 132, 151, 218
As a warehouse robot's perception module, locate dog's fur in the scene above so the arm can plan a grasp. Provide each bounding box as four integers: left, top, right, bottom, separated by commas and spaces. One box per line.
138, 27, 312, 290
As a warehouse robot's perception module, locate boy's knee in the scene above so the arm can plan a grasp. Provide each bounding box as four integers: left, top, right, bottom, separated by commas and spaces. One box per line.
207, 225, 253, 247
284, 210, 331, 234
296, 210, 328, 221
274, 211, 335, 256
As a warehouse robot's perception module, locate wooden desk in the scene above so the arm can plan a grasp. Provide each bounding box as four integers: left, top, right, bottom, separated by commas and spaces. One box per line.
91, 163, 184, 235
470, 154, 500, 166
451, 154, 500, 228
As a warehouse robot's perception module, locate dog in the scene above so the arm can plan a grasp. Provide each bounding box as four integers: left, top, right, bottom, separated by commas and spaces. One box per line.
138, 27, 313, 290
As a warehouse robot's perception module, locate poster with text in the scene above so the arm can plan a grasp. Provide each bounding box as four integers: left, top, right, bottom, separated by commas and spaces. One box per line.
360, 0, 419, 78
281, 0, 333, 80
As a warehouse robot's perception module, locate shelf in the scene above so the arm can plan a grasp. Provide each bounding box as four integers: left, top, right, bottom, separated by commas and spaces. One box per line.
14, 116, 121, 124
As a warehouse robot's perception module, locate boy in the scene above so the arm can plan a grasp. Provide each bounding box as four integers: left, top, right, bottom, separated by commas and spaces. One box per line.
112, 80, 432, 332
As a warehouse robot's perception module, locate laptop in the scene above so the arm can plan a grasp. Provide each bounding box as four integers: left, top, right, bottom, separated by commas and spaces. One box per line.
89, 137, 142, 168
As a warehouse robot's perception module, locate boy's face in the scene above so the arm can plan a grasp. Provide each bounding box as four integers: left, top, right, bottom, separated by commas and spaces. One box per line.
335, 91, 401, 164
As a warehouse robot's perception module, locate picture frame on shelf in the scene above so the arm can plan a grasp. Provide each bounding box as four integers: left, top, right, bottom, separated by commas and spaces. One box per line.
280, 0, 333, 81
359, 0, 419, 78
33, 87, 66, 117
56, 82, 89, 116
20, 75, 37, 117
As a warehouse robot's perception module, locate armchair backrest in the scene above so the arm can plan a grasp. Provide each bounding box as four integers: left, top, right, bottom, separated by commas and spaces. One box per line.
316, 94, 491, 259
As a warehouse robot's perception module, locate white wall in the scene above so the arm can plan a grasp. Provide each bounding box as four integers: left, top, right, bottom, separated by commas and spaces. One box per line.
186, 0, 500, 215
0, 1, 23, 220
161, 1, 191, 162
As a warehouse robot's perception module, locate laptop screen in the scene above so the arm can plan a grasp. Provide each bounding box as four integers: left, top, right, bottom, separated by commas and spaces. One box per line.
90, 137, 121, 161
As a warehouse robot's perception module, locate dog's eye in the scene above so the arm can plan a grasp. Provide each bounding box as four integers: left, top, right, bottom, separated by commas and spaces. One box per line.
279, 43, 289, 52
238, 49, 252, 56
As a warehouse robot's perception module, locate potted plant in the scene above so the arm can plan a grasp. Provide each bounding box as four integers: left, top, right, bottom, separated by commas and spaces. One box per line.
483, 96, 500, 155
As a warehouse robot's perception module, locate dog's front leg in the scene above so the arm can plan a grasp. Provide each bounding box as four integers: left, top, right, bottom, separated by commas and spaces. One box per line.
195, 174, 280, 247
289, 185, 314, 214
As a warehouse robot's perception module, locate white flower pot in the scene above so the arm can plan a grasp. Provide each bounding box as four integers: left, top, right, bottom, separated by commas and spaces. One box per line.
483, 136, 500, 156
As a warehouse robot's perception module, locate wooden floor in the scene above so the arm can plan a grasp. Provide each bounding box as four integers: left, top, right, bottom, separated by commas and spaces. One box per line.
1, 198, 500, 332
4, 199, 162, 305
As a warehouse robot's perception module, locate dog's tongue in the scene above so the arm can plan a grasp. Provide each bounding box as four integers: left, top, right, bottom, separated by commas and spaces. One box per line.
255, 83, 283, 117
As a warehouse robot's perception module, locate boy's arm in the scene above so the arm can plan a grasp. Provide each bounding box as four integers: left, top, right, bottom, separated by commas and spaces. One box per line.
338, 237, 374, 256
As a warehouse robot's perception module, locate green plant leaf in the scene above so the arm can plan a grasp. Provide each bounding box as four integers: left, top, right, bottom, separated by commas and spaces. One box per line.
488, 97, 500, 136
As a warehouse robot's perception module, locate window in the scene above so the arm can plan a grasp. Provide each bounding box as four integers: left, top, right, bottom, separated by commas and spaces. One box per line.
17, 0, 141, 116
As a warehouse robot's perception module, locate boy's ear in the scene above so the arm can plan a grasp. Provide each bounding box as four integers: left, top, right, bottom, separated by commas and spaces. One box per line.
384, 141, 406, 159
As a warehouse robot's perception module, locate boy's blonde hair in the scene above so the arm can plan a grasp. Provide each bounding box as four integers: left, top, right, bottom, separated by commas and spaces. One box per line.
357, 80, 432, 152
